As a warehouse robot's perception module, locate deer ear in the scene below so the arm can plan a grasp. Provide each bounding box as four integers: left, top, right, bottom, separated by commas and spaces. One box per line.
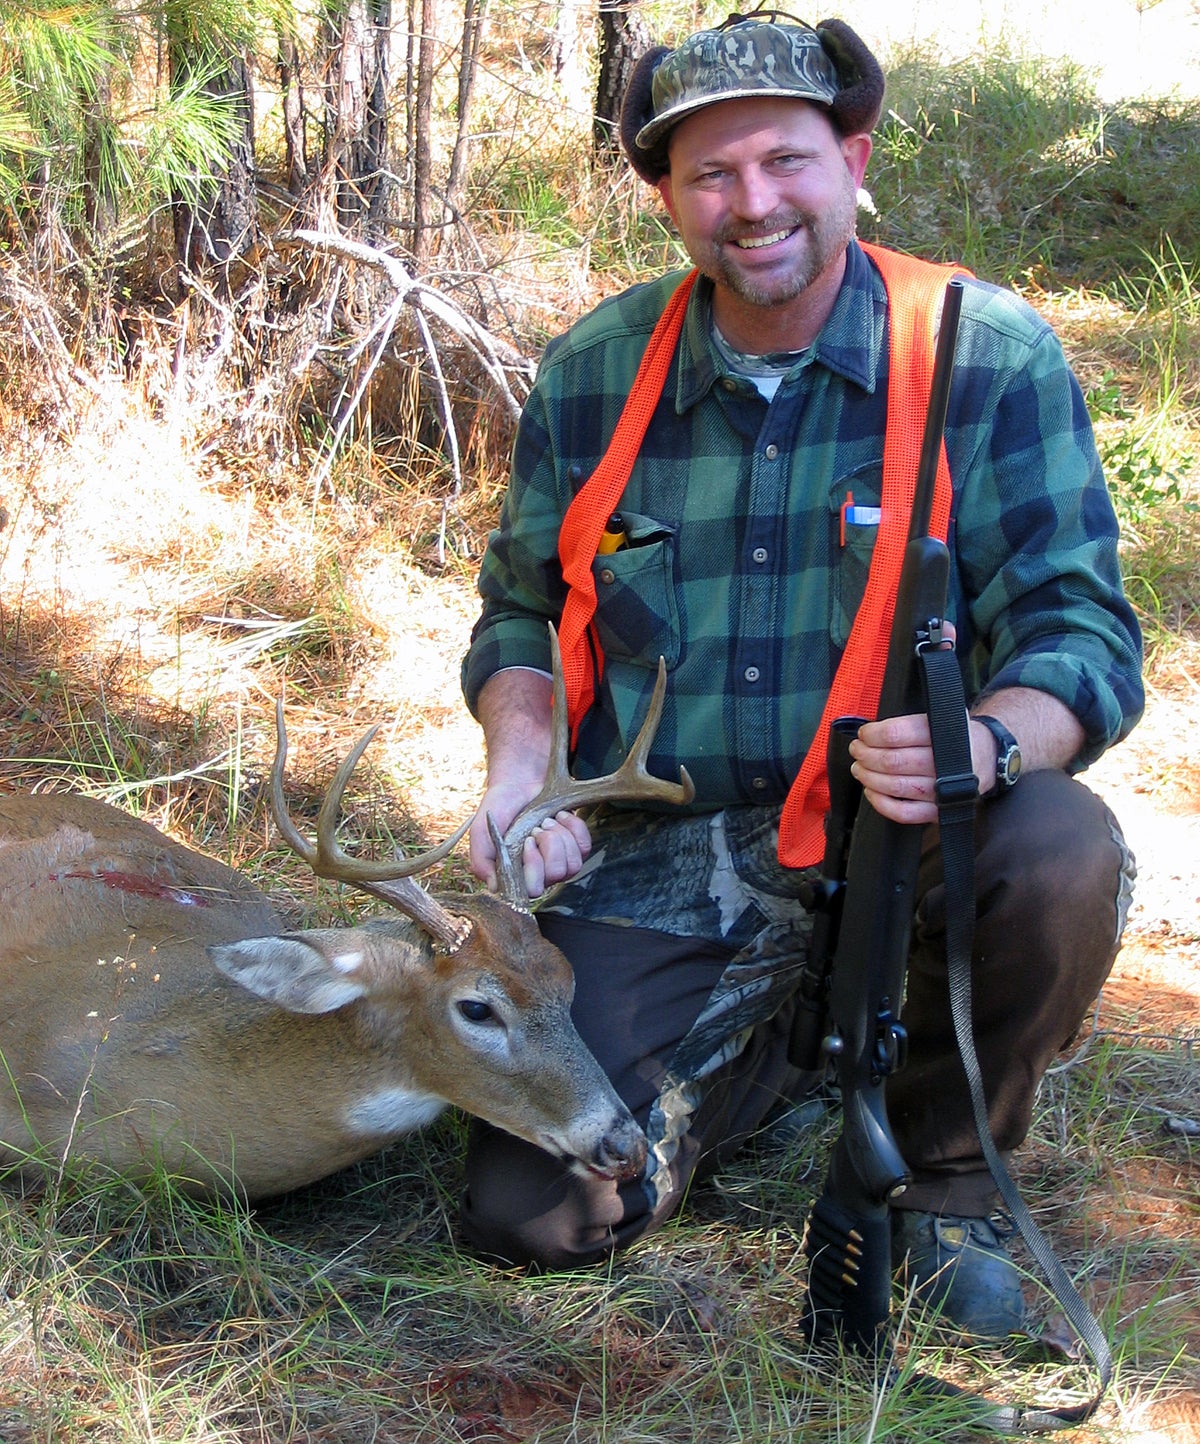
210, 934, 370, 1014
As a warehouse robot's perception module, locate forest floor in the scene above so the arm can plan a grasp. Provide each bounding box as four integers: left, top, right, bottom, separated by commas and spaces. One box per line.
1087, 686, 1200, 1043
1, 289, 1198, 1442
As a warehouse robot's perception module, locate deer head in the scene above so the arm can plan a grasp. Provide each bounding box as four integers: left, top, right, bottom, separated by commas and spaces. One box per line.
209, 625, 693, 1186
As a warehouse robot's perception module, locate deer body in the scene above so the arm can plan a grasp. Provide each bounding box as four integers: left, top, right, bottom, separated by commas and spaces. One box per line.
0, 791, 646, 1198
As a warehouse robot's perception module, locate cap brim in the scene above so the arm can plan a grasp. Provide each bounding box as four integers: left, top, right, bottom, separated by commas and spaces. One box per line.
634, 84, 835, 155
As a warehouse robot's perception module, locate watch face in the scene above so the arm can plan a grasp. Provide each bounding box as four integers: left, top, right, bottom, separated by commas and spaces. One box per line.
978, 716, 1021, 791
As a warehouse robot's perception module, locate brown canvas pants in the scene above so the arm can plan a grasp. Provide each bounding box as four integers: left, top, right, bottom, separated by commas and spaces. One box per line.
460, 771, 1132, 1268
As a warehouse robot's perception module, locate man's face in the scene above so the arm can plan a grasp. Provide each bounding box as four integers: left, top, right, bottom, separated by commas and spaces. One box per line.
657, 96, 871, 321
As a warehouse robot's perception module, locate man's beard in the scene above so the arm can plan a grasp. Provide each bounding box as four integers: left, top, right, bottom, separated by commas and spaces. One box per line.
697, 184, 858, 309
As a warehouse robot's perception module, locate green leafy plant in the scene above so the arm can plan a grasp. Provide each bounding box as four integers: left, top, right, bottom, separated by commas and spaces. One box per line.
1087, 372, 1195, 532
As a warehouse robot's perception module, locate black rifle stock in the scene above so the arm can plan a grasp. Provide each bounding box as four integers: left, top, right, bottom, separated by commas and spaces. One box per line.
791, 277, 966, 1353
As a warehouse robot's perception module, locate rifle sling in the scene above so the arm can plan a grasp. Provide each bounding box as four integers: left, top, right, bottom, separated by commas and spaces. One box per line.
917, 644, 1113, 1432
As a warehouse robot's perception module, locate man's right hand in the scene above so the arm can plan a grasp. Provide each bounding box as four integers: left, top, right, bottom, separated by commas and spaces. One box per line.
468, 784, 593, 896
470, 666, 593, 896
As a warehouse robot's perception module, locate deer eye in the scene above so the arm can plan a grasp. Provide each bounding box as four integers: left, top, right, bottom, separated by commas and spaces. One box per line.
457, 999, 495, 1024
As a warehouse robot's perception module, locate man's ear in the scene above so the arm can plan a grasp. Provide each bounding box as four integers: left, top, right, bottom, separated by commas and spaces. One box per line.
656, 174, 678, 228
842, 132, 873, 189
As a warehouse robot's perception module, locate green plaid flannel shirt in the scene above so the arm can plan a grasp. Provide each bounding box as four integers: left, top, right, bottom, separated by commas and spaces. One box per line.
463, 241, 1143, 813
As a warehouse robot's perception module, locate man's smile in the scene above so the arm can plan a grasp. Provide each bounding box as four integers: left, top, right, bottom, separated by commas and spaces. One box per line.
732, 227, 797, 250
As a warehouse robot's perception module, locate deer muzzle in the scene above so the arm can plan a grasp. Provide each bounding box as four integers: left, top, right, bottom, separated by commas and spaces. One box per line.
563, 1107, 648, 1182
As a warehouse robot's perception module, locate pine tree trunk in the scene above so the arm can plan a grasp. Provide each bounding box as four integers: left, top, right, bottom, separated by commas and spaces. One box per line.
169, 45, 258, 294
321, 0, 393, 237
410, 0, 437, 271
593, 0, 648, 163
549, 0, 586, 113
82, 65, 118, 240
279, 30, 309, 196
444, 0, 488, 224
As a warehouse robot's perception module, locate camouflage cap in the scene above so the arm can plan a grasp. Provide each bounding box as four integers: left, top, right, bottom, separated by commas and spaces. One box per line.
620, 14, 885, 184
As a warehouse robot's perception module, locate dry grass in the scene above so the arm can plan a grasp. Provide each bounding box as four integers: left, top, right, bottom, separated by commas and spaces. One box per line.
2, 14, 1199, 1442
2, 283, 1196, 1444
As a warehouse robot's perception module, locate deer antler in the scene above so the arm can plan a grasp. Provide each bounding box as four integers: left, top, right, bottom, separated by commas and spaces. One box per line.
271, 625, 693, 935
270, 703, 472, 953
491, 624, 695, 909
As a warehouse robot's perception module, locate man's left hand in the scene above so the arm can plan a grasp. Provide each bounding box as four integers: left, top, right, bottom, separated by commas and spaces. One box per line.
848, 713, 949, 825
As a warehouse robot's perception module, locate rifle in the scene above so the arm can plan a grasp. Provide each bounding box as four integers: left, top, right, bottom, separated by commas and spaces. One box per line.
789, 275, 969, 1353
787, 280, 1114, 1432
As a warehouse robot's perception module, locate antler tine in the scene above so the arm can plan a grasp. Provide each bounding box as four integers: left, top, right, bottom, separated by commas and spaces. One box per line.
501, 624, 695, 861
270, 700, 473, 952
310, 719, 386, 875
488, 811, 533, 913
271, 700, 318, 866
545, 615, 574, 801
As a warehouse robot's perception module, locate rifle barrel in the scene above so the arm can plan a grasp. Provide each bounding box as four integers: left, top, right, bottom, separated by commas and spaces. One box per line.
909, 276, 966, 543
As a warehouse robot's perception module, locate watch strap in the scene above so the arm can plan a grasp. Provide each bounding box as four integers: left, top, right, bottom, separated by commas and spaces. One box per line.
973, 714, 1021, 791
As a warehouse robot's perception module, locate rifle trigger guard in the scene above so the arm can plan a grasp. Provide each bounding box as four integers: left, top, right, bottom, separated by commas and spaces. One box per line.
871, 1007, 908, 1080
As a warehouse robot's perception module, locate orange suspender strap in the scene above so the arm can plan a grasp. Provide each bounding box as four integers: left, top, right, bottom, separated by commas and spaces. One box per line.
776, 242, 969, 866
556, 269, 699, 741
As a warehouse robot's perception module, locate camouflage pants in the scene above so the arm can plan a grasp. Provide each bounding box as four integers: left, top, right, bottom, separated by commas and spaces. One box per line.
459, 772, 1134, 1268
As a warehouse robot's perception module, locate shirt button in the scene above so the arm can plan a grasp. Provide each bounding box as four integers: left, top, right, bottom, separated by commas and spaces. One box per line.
751, 547, 768, 564
722, 377, 737, 393
752, 776, 769, 791
599, 568, 616, 585
764, 443, 779, 461
744, 666, 760, 683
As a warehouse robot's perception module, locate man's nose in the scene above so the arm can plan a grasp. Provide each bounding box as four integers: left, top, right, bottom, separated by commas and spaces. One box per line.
730, 168, 778, 221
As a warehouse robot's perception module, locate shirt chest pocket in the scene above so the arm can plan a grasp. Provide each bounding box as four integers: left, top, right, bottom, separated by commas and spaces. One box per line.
829, 468, 883, 651
590, 512, 681, 669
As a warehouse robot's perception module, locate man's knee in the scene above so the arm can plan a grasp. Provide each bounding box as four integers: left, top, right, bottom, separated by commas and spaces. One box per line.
975, 770, 1133, 954
920, 770, 1132, 949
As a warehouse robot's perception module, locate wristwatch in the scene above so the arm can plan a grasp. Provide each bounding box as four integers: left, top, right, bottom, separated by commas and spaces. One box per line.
974, 715, 1022, 794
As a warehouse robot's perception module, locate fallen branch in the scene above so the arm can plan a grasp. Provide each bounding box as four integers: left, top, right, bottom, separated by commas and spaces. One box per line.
276, 228, 534, 510
1, 258, 106, 410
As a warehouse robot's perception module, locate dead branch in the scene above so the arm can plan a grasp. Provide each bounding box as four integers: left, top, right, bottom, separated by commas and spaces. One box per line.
276, 228, 533, 507
1, 259, 106, 412
279, 228, 532, 417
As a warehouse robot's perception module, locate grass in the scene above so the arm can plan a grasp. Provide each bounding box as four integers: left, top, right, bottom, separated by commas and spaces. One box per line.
862, 46, 1200, 294
1, 18, 1199, 1444
2, 1055, 1195, 1441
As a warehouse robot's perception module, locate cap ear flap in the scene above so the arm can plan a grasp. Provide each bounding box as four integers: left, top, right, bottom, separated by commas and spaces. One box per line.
619, 44, 671, 182
816, 18, 885, 134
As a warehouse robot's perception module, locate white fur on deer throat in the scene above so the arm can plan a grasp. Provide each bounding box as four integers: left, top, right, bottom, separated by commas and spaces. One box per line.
343, 1087, 447, 1137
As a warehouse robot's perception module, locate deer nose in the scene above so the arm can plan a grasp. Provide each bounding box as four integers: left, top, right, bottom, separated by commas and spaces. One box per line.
594, 1117, 648, 1181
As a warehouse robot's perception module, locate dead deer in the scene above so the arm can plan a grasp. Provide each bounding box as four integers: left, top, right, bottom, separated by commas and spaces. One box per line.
0, 629, 694, 1201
